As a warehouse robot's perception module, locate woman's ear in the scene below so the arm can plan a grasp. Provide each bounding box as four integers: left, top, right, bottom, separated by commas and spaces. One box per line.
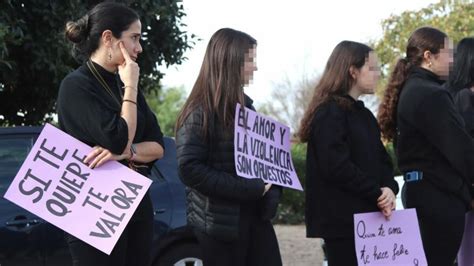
101, 30, 113, 48
423, 50, 433, 62
349, 65, 358, 80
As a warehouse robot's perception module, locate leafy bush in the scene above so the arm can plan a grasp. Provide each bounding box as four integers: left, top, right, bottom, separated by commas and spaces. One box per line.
274, 142, 306, 224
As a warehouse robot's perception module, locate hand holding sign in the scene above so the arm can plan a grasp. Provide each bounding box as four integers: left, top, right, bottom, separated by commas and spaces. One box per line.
3, 124, 151, 255
84, 146, 130, 169
263, 183, 272, 195
354, 209, 427, 266
378, 187, 396, 219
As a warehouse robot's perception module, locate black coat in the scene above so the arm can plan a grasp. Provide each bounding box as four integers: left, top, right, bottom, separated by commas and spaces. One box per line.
397, 67, 474, 207
452, 88, 474, 138
175, 96, 281, 241
305, 95, 398, 238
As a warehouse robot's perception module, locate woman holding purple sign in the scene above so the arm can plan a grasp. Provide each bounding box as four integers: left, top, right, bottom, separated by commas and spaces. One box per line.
299, 41, 399, 266
379, 27, 474, 265
175, 28, 282, 266
58, 2, 164, 266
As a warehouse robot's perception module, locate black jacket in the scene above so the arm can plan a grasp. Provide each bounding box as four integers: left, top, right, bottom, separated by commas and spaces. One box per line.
176, 96, 281, 241
305, 95, 398, 238
452, 88, 474, 138
397, 67, 474, 207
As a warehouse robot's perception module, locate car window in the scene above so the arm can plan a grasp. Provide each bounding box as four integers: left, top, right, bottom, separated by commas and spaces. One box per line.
0, 136, 35, 195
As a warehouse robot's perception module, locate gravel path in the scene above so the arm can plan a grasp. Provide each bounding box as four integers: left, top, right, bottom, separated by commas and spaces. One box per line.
274, 225, 325, 266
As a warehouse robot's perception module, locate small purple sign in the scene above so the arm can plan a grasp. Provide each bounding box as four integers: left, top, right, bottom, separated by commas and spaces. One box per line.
354, 209, 427, 265
3, 124, 152, 255
457, 211, 474, 266
234, 103, 302, 191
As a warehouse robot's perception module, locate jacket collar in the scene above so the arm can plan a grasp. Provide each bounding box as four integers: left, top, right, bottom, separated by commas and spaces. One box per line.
244, 93, 254, 107
342, 94, 365, 109
86, 60, 120, 84
410, 66, 444, 85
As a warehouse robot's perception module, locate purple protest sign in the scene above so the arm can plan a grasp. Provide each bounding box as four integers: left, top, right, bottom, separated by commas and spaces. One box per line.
3, 124, 152, 255
457, 211, 474, 266
354, 209, 427, 266
234, 103, 302, 191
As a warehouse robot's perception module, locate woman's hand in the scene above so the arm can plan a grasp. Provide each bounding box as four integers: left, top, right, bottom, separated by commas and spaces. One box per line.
381, 205, 394, 220
84, 146, 130, 169
263, 183, 272, 196
377, 187, 396, 209
378, 187, 396, 219
118, 41, 139, 89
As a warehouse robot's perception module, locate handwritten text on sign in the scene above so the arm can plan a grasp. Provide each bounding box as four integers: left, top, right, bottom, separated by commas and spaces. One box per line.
234, 103, 302, 190
354, 209, 427, 266
3, 124, 152, 255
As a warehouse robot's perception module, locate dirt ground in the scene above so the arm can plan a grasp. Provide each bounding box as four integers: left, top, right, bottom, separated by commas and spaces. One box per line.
274, 225, 325, 266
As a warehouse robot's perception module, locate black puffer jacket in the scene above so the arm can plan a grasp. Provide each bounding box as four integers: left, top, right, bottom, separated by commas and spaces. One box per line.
176, 96, 281, 241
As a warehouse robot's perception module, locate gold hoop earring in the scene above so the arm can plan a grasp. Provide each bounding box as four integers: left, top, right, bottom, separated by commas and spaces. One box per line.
428, 61, 432, 68
108, 48, 112, 61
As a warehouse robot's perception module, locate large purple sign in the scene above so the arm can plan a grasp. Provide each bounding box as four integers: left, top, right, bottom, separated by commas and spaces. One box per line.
457, 211, 474, 266
354, 209, 427, 265
234, 103, 302, 190
3, 124, 152, 255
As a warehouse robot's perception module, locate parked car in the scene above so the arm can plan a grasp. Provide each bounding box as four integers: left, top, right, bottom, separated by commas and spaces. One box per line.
0, 126, 202, 266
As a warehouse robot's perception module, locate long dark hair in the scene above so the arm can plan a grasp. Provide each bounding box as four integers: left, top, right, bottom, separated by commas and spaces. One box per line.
447, 37, 474, 93
298, 40, 372, 142
65, 2, 139, 60
176, 28, 257, 136
378, 27, 447, 141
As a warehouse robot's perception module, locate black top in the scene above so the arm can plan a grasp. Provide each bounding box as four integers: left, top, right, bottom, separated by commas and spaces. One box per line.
397, 66, 474, 206
452, 88, 474, 138
57, 61, 164, 176
305, 95, 398, 238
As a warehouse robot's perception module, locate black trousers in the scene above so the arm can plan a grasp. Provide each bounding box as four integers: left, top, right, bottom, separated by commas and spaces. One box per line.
66, 193, 154, 266
195, 207, 282, 266
404, 179, 466, 266
324, 237, 357, 266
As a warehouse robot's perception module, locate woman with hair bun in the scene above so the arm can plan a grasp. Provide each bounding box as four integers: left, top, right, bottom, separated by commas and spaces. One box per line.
378, 27, 474, 265
58, 2, 164, 266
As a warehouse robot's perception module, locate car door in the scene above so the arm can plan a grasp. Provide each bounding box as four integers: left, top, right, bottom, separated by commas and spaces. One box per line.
0, 133, 44, 266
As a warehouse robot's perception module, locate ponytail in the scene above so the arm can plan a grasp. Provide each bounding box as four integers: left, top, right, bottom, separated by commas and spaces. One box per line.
378, 58, 411, 141
378, 26, 447, 142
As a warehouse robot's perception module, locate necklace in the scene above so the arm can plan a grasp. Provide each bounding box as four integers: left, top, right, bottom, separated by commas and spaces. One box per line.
86, 60, 123, 108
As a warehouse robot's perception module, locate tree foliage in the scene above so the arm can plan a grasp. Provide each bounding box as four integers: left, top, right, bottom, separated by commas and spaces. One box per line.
0, 0, 195, 126
373, 0, 474, 94
146, 86, 187, 137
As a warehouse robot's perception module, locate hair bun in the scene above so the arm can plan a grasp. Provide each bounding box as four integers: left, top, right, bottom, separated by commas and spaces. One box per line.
65, 15, 88, 43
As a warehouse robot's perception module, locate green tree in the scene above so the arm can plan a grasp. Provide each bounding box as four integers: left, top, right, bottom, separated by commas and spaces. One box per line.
0, 0, 195, 126
274, 142, 307, 224
146, 86, 187, 137
373, 0, 474, 94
